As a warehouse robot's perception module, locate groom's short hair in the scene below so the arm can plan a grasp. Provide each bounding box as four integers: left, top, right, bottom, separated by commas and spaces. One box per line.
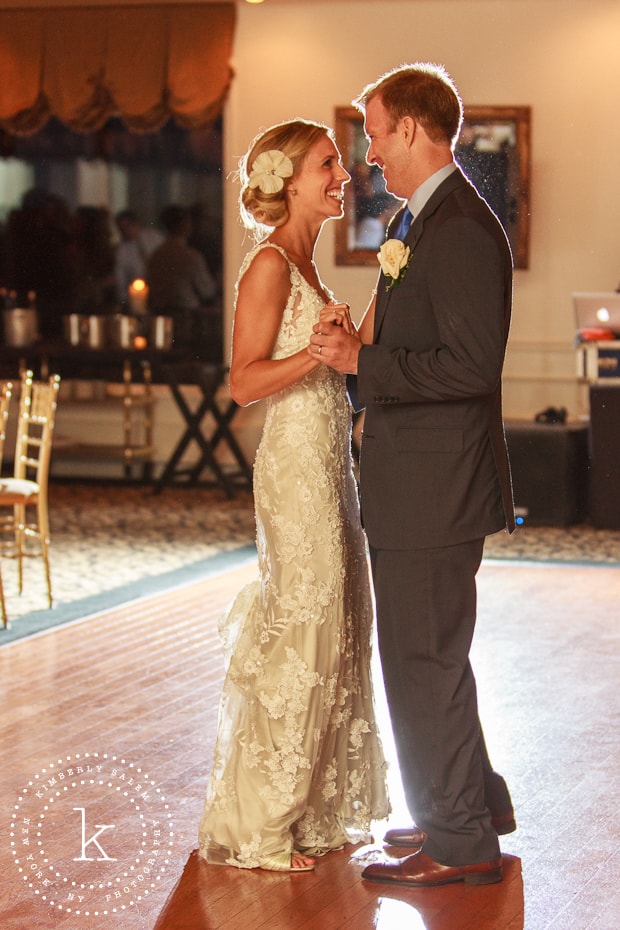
354, 62, 463, 148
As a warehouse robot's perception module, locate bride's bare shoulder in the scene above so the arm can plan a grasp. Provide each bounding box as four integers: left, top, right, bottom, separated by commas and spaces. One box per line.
247, 242, 290, 274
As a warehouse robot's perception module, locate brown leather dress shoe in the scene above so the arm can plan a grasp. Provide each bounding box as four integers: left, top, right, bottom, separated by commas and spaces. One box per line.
383, 811, 516, 848
362, 850, 503, 887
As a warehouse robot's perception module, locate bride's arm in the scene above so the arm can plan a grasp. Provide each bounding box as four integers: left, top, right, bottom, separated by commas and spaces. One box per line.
229, 248, 320, 407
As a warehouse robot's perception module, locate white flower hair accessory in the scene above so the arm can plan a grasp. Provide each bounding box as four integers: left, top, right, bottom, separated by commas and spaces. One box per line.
377, 239, 411, 291
248, 149, 294, 195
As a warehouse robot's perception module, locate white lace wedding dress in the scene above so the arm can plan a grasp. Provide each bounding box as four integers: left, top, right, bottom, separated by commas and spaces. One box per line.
198, 243, 389, 869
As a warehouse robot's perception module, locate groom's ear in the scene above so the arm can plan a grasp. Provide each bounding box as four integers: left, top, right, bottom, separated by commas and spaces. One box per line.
400, 116, 416, 149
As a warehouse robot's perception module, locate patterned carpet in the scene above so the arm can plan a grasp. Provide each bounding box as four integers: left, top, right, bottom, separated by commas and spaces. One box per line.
0, 484, 257, 641
0, 481, 618, 643
485, 521, 620, 564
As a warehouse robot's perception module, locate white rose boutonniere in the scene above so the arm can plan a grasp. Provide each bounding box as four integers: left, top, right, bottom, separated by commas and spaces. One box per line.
377, 239, 411, 291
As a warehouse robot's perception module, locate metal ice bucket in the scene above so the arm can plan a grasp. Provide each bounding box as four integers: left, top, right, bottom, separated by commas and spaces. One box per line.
3, 308, 38, 347
62, 315, 106, 349
149, 316, 174, 350
108, 314, 138, 349
63, 314, 82, 346
81, 316, 106, 349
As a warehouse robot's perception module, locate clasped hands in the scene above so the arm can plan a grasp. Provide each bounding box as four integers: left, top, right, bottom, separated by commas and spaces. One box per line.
308, 302, 362, 374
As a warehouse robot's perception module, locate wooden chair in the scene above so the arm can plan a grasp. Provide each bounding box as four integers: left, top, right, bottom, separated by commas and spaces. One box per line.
0, 371, 60, 628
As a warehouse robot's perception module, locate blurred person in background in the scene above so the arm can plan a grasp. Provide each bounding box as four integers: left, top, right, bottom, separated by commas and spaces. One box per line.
147, 204, 217, 355
114, 209, 164, 306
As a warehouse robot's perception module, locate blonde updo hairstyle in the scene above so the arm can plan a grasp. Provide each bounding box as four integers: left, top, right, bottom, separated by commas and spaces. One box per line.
240, 118, 333, 233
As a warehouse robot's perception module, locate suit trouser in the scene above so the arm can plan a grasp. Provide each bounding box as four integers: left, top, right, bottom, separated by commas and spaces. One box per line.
369, 538, 503, 866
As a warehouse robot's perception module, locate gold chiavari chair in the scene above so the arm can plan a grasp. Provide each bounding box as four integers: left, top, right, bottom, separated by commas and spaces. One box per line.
0, 370, 60, 628
0, 380, 13, 468
0, 380, 13, 624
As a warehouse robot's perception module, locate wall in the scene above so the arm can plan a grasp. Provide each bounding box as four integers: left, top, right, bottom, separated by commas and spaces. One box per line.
224, 0, 620, 443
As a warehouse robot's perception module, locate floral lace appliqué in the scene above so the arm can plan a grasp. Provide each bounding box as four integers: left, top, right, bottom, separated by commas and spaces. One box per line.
198, 243, 390, 869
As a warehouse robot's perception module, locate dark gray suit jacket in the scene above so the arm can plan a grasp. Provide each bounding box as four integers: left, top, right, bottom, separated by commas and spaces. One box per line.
357, 166, 515, 550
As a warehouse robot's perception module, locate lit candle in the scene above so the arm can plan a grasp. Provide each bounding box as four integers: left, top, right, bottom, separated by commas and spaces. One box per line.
128, 279, 149, 316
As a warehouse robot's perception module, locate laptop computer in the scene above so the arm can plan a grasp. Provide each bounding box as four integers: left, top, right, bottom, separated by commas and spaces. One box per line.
573, 292, 620, 334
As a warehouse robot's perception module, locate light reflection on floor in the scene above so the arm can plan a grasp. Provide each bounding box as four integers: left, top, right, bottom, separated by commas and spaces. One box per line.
371, 634, 410, 829
374, 896, 428, 928
365, 671, 430, 928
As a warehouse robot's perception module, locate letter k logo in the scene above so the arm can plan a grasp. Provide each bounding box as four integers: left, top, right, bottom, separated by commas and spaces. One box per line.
73, 808, 117, 861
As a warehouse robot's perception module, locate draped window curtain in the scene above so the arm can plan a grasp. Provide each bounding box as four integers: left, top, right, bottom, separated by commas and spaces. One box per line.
0, 3, 236, 136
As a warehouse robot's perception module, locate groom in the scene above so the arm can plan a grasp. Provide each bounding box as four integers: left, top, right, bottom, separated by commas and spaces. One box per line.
310, 62, 516, 887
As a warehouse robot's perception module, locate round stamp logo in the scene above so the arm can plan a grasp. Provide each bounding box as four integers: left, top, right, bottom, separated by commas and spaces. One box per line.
9, 752, 174, 919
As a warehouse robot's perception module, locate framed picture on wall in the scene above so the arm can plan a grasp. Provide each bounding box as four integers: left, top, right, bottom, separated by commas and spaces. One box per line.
335, 105, 531, 269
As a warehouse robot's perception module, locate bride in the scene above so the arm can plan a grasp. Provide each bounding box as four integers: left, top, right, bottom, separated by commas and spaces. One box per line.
198, 118, 389, 873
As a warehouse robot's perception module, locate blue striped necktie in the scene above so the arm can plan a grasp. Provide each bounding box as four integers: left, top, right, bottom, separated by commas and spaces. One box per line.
395, 206, 413, 240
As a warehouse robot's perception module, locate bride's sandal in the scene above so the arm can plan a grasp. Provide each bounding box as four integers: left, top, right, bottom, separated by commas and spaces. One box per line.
259, 852, 316, 872
296, 844, 345, 857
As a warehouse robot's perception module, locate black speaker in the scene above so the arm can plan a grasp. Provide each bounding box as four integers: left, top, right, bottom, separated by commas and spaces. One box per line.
504, 420, 590, 526
589, 386, 620, 529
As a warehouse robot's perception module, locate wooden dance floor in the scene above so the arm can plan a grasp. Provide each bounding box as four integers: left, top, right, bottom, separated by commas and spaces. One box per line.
1, 558, 619, 929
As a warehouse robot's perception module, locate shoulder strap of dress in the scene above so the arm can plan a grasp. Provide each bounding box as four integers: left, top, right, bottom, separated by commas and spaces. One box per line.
239, 241, 295, 275
235, 242, 301, 298
260, 242, 294, 269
